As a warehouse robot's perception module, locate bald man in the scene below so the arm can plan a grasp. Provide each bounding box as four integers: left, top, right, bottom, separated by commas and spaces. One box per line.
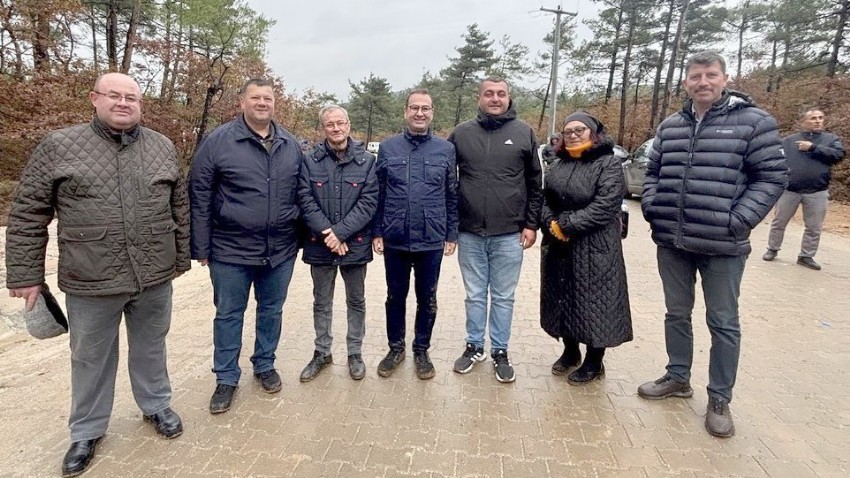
5, 72, 190, 477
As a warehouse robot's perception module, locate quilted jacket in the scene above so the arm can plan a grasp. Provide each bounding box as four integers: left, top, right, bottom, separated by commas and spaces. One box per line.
642, 91, 788, 256
297, 139, 378, 265
5, 118, 191, 296
539, 138, 633, 347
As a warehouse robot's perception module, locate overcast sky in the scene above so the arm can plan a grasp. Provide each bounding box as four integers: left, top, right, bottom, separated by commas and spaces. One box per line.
244, 0, 599, 101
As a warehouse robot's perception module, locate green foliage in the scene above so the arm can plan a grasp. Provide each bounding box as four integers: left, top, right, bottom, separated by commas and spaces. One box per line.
345, 74, 402, 143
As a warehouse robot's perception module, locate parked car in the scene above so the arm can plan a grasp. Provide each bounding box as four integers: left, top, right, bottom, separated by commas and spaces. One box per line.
613, 144, 629, 162
367, 141, 380, 154
622, 138, 653, 197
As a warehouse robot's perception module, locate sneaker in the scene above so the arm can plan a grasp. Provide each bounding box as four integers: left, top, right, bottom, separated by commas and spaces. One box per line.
209, 384, 237, 414
637, 375, 694, 400
453, 343, 486, 374
797, 256, 821, 270
413, 350, 435, 380
551, 346, 581, 376
300, 351, 333, 382
348, 354, 366, 380
491, 349, 516, 383
377, 348, 405, 378
762, 249, 777, 261
255, 369, 282, 393
705, 396, 735, 437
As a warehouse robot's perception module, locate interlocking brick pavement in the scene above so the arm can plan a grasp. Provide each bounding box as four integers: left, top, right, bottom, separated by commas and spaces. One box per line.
1, 199, 849, 477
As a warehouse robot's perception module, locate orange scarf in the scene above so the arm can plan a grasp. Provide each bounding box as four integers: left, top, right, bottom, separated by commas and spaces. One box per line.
565, 140, 592, 158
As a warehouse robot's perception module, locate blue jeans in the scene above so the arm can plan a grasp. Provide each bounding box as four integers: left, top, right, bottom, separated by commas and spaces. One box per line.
458, 232, 524, 351
384, 248, 444, 351
657, 246, 746, 403
209, 259, 295, 386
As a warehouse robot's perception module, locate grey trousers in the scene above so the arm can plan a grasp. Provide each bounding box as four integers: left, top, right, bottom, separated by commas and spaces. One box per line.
65, 281, 174, 441
767, 189, 829, 258
310, 264, 367, 356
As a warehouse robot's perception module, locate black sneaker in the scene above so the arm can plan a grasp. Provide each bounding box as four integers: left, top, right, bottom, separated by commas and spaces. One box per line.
491, 349, 515, 383
255, 369, 282, 393
377, 348, 405, 378
453, 343, 486, 374
413, 350, 435, 380
209, 384, 237, 414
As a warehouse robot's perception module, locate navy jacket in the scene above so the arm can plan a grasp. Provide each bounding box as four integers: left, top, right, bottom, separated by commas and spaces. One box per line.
782, 131, 844, 194
297, 139, 378, 265
642, 91, 788, 256
374, 130, 458, 252
189, 115, 304, 267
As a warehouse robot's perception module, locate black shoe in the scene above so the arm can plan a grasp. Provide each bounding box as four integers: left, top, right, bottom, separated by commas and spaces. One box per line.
255, 369, 282, 393
62, 437, 101, 477
413, 350, 435, 380
209, 384, 237, 414
797, 256, 821, 270
300, 351, 333, 382
377, 348, 405, 378
567, 362, 605, 385
348, 354, 366, 380
551, 344, 581, 376
762, 249, 777, 261
453, 343, 486, 374
143, 407, 183, 439
491, 349, 516, 383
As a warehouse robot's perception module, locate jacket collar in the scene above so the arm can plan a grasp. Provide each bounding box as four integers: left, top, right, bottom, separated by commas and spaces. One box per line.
403, 128, 432, 146
682, 89, 754, 121
311, 138, 368, 165
555, 135, 615, 161
90, 116, 140, 147
234, 114, 286, 143
476, 100, 518, 130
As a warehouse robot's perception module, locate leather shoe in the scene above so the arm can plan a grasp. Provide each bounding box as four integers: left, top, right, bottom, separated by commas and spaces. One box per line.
62, 437, 101, 477
210, 384, 237, 414
762, 249, 777, 261
348, 354, 366, 380
567, 363, 605, 385
255, 369, 282, 393
300, 351, 333, 382
143, 407, 183, 439
797, 256, 821, 270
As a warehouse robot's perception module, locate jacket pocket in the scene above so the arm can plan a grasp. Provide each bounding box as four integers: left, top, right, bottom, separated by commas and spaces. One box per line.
424, 207, 447, 242
59, 226, 110, 282
382, 210, 406, 242
424, 159, 446, 186
147, 219, 177, 274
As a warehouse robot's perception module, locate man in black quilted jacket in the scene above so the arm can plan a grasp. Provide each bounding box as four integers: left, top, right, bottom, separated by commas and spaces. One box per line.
6, 72, 190, 476
637, 51, 787, 438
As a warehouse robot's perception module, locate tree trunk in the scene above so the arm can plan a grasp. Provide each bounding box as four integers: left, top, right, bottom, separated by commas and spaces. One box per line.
661, 0, 690, 123
828, 0, 849, 78
195, 83, 222, 152
32, 11, 50, 72
650, 0, 675, 132
538, 76, 551, 131
106, 0, 118, 71
120, 0, 142, 74
605, 6, 625, 105
736, 0, 751, 81
617, 3, 637, 145
90, 3, 98, 69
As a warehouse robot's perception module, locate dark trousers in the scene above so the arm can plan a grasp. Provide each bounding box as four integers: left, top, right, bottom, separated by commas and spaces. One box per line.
383, 248, 444, 351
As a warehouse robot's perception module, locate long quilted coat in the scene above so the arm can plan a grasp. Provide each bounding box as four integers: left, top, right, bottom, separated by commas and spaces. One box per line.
539, 138, 633, 348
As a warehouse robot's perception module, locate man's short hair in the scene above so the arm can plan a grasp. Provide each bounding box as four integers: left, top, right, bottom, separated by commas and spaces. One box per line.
318, 104, 349, 124
684, 51, 726, 74
405, 88, 431, 106
239, 78, 274, 96
478, 76, 510, 94
799, 106, 824, 119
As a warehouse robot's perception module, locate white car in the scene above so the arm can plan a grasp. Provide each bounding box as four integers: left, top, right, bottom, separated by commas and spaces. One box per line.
367, 142, 380, 154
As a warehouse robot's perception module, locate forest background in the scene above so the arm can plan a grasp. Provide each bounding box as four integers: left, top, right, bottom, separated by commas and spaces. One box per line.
2, 0, 850, 225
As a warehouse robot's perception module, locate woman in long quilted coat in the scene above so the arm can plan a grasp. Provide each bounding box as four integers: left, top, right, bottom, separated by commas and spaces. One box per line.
540, 111, 632, 385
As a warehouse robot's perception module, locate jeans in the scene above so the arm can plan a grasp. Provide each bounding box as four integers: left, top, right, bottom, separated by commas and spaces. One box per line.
311, 264, 367, 355
384, 248, 444, 351
767, 189, 829, 258
657, 246, 746, 402
457, 232, 524, 351
209, 259, 295, 386
65, 282, 173, 441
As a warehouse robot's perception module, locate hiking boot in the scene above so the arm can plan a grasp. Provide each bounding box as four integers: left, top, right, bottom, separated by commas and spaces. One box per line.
637, 375, 694, 400
797, 256, 821, 270
209, 384, 237, 414
413, 350, 435, 380
348, 354, 366, 380
453, 343, 486, 374
567, 363, 605, 385
762, 249, 777, 261
491, 349, 516, 383
255, 369, 282, 393
377, 348, 405, 378
705, 396, 735, 438
551, 345, 581, 376
300, 351, 333, 382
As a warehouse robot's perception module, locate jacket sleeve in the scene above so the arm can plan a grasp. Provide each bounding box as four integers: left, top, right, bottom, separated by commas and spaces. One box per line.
296, 162, 334, 235
4, 137, 55, 289
188, 136, 217, 261
731, 114, 789, 234
332, 156, 379, 242
445, 146, 459, 242
810, 134, 845, 165
170, 147, 191, 273
641, 131, 662, 219
523, 129, 543, 230
557, 156, 625, 235
372, 148, 388, 238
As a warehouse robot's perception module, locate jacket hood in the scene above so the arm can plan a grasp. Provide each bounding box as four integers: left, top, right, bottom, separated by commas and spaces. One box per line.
682, 89, 755, 120
476, 100, 518, 130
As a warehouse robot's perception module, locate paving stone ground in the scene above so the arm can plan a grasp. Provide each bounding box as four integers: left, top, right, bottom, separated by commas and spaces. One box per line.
1, 200, 849, 477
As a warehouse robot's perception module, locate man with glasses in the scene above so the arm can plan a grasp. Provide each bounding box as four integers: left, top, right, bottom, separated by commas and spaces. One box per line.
189, 78, 304, 414
448, 77, 543, 383
296, 105, 378, 382
372, 89, 458, 380
6, 72, 190, 476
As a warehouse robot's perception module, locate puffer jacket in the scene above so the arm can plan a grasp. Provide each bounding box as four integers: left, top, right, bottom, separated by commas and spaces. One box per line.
373, 129, 458, 252
782, 131, 845, 194
449, 102, 543, 236
189, 116, 303, 267
5, 118, 191, 296
297, 139, 378, 265
642, 91, 788, 256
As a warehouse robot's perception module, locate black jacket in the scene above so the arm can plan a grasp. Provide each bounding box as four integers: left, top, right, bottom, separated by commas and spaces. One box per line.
449, 103, 543, 236
642, 91, 788, 256
782, 131, 844, 193
297, 139, 378, 265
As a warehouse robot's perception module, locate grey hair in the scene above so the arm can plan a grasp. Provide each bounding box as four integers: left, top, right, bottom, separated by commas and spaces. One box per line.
318, 104, 349, 124
684, 51, 727, 74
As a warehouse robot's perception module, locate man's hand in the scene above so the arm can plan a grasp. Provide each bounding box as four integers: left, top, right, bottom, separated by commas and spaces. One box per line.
520, 228, 537, 249
198, 259, 209, 267
332, 243, 349, 256
372, 237, 384, 255
444, 241, 457, 256
9, 285, 42, 312
796, 140, 814, 151
323, 228, 342, 250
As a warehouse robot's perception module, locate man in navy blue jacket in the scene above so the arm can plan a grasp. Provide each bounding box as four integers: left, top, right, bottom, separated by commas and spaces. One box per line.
189, 78, 304, 414
372, 89, 458, 380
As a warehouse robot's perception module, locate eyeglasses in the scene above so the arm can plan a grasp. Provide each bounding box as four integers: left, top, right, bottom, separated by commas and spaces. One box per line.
93, 90, 140, 104
323, 121, 349, 129
407, 105, 433, 113
562, 126, 589, 138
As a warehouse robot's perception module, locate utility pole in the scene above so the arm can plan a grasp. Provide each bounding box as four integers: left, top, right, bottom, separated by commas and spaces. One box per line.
540, 5, 577, 139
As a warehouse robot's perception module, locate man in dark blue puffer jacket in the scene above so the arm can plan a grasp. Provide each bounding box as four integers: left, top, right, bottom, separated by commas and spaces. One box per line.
637, 51, 787, 438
